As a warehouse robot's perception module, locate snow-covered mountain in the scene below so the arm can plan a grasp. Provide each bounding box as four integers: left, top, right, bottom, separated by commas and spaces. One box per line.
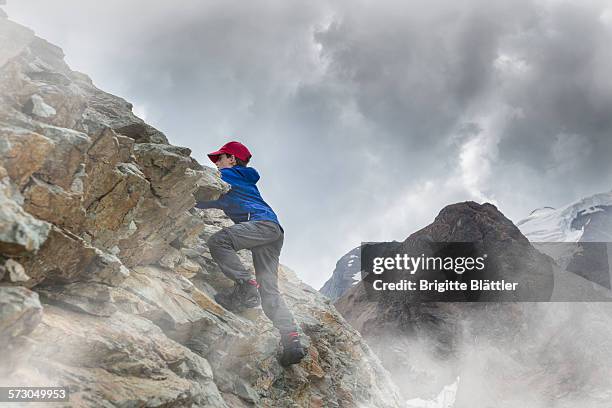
517, 190, 612, 242
517, 189, 612, 288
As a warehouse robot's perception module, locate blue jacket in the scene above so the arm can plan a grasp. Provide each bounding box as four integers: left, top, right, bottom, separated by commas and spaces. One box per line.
195, 165, 282, 228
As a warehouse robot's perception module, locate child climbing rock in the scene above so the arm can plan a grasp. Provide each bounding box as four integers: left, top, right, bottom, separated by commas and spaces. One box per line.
195, 141, 306, 366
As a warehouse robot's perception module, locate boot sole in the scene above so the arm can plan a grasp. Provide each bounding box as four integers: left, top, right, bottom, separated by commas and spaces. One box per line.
214, 294, 260, 312
241, 298, 261, 309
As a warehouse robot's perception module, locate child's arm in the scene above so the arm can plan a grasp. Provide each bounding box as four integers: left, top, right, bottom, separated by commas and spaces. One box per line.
195, 191, 231, 209
194, 168, 237, 209
194, 167, 252, 210
194, 200, 220, 209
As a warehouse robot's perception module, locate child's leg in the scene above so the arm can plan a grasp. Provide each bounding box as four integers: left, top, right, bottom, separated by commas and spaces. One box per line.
251, 233, 298, 333
207, 221, 283, 282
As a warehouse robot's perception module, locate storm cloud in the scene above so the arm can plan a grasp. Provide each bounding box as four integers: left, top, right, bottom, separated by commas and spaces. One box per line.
6, 0, 612, 287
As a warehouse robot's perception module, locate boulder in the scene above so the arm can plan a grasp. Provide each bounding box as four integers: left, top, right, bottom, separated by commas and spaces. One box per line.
0, 174, 51, 256
0, 286, 42, 339
10, 304, 227, 407
22, 94, 56, 118
16, 226, 130, 287
0, 286, 42, 376
3, 258, 29, 282
0, 126, 54, 188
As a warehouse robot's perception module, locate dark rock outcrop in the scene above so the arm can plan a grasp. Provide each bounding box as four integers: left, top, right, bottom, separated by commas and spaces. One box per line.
336, 201, 612, 407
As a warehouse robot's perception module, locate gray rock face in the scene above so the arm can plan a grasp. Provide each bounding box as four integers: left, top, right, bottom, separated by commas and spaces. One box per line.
320, 242, 401, 301
0, 15, 401, 408
23, 94, 57, 118
0, 286, 42, 376
0, 173, 51, 256
0, 286, 42, 339
336, 201, 612, 406
320, 246, 361, 301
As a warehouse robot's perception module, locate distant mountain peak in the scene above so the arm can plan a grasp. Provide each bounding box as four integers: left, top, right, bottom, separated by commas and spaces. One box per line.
518, 190, 612, 242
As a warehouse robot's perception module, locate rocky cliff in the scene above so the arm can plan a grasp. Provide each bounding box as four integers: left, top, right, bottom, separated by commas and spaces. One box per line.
320, 242, 402, 303
335, 202, 612, 407
0, 13, 402, 408
320, 247, 361, 302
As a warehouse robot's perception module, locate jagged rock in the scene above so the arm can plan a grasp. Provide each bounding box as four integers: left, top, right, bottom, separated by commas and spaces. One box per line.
81, 91, 169, 144
158, 246, 183, 270
275, 266, 402, 408
176, 258, 201, 278
0, 286, 42, 339
0, 174, 51, 256
0, 286, 42, 376
7, 304, 227, 407
0, 15, 34, 68
0, 126, 54, 188
37, 282, 118, 317
2, 105, 95, 237
34, 124, 91, 190
83, 162, 150, 236
114, 121, 169, 144
195, 166, 231, 202
3, 258, 29, 282
16, 226, 130, 287
82, 127, 123, 207
22, 175, 86, 232
132, 143, 216, 212
23, 94, 56, 118
115, 264, 250, 347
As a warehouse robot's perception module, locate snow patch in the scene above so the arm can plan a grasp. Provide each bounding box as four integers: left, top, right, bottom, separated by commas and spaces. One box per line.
581, 206, 604, 216
406, 377, 458, 408
518, 190, 612, 242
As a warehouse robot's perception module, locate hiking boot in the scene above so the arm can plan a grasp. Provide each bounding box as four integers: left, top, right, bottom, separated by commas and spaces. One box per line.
240, 279, 261, 308
214, 279, 261, 311
279, 331, 307, 366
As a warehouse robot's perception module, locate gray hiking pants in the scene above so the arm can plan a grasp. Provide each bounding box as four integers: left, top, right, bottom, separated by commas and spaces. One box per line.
207, 220, 297, 334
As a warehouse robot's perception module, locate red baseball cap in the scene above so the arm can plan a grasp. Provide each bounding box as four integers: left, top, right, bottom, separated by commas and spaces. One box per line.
207, 141, 252, 163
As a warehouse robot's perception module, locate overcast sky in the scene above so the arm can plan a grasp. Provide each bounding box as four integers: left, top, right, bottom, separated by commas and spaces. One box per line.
5, 0, 612, 288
